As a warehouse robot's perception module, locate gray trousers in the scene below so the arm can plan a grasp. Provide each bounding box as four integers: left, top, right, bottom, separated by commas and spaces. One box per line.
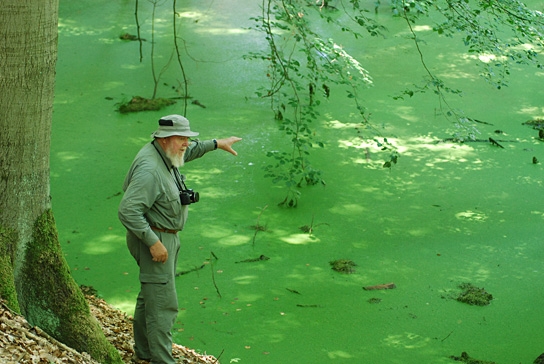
127, 230, 180, 364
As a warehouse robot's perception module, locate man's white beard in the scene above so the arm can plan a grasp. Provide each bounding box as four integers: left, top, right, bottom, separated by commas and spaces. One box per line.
166, 149, 185, 168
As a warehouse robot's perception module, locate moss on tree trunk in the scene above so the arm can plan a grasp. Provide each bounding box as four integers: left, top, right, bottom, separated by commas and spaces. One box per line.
18, 210, 122, 364
0, 226, 20, 313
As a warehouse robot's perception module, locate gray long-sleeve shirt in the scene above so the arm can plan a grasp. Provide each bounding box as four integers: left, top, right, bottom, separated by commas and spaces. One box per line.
118, 139, 214, 247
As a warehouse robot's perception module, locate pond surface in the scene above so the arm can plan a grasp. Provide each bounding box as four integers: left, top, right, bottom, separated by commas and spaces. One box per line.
51, 1, 544, 363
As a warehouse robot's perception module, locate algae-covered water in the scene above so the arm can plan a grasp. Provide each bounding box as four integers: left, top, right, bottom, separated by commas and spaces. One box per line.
51, 1, 544, 363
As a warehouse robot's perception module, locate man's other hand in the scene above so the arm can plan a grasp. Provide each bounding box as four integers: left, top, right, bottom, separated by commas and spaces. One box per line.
150, 240, 168, 263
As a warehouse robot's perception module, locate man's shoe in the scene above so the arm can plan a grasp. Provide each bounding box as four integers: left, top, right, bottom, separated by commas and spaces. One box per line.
131, 354, 151, 364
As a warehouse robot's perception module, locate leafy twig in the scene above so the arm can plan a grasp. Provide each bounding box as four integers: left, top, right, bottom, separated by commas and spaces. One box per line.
250, 205, 268, 247
175, 264, 205, 277
210, 251, 221, 298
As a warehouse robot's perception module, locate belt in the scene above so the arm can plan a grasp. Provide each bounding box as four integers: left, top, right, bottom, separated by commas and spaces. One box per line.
150, 226, 179, 234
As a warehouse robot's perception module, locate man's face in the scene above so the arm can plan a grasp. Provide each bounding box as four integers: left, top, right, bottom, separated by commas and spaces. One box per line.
163, 135, 189, 167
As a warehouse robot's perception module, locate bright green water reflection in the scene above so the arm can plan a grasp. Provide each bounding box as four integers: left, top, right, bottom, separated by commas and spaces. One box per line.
52, 1, 544, 363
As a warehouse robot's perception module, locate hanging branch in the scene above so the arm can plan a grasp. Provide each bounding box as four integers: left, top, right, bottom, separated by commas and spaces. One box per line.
144, 0, 177, 100
149, 0, 160, 99
401, 1, 451, 112
249, 0, 375, 206
399, 0, 479, 140
135, 0, 143, 62
172, 0, 189, 115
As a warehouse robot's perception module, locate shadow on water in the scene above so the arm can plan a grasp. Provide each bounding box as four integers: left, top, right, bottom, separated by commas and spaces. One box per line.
51, 0, 544, 363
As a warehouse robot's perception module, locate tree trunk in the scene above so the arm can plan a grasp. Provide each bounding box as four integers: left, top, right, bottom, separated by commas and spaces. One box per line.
0, 1, 122, 362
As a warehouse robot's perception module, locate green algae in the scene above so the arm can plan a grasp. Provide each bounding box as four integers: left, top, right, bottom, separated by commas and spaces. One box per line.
51, 0, 544, 363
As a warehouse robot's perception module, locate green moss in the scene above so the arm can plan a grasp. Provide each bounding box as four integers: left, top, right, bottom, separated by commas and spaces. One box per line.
19, 210, 122, 364
0, 226, 20, 313
456, 283, 493, 306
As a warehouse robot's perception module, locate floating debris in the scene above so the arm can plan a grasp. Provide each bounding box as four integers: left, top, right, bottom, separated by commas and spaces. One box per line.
471, 118, 493, 125
367, 297, 382, 304
450, 351, 496, 364
235, 254, 270, 263
175, 264, 205, 277
106, 191, 121, 199
117, 96, 176, 113
329, 259, 357, 274
299, 216, 329, 235
286, 288, 301, 295
488, 137, 504, 148
191, 99, 206, 108
522, 118, 544, 129
440, 137, 516, 145
363, 282, 396, 291
534, 352, 544, 364
456, 283, 493, 306
119, 33, 146, 41
249, 223, 267, 232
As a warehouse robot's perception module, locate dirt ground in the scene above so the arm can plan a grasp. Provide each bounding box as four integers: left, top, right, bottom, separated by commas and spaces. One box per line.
0, 295, 219, 364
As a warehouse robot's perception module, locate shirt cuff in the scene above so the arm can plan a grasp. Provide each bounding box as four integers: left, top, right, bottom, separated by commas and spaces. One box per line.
143, 228, 160, 247
201, 139, 216, 152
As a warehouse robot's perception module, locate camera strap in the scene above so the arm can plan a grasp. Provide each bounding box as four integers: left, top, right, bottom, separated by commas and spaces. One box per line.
151, 140, 187, 192
173, 167, 189, 191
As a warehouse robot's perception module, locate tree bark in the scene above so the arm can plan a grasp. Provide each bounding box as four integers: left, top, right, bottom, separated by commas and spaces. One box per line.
0, 1, 122, 362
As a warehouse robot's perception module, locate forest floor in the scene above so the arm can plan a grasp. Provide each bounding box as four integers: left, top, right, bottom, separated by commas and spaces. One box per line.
0, 294, 219, 364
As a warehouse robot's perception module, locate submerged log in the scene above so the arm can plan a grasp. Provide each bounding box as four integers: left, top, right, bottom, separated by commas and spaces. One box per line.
363, 282, 396, 291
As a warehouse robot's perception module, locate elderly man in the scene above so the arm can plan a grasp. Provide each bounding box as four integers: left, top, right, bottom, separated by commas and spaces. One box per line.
118, 114, 241, 364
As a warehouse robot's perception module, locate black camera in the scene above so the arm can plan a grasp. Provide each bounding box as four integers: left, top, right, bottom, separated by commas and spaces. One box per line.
180, 189, 199, 205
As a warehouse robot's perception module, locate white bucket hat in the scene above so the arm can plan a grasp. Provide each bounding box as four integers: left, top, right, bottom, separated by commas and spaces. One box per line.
151, 114, 200, 138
